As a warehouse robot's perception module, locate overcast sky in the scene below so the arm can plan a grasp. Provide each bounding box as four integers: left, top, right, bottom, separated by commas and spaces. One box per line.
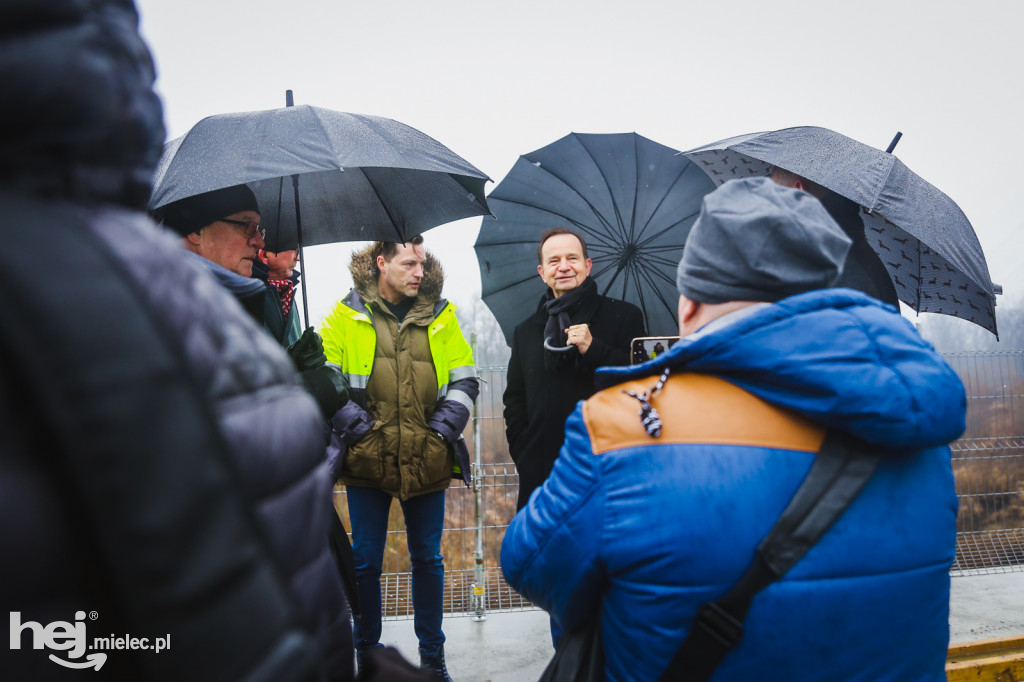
136, 0, 1023, 337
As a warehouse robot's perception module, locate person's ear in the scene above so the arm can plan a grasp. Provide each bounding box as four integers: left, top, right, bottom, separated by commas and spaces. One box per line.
258, 249, 269, 265
793, 179, 805, 191
185, 231, 202, 246
678, 296, 700, 335
537, 264, 545, 280
584, 258, 593, 276
376, 255, 387, 274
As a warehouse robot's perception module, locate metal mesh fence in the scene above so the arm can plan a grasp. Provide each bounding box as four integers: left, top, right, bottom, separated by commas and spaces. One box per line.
944, 351, 1024, 575
333, 366, 530, 620
336, 351, 1024, 618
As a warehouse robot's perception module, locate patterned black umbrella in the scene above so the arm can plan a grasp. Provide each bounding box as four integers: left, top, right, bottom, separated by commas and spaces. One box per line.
682, 126, 999, 335
475, 132, 716, 343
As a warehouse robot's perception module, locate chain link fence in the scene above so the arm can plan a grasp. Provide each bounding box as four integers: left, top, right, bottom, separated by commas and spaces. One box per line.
334, 350, 1024, 618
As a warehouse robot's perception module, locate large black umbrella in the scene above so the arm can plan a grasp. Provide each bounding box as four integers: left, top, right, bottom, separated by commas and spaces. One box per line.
475, 132, 716, 343
150, 99, 491, 325
681, 126, 999, 335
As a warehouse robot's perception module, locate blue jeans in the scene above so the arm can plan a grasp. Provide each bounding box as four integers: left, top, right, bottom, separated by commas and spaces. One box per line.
346, 485, 446, 655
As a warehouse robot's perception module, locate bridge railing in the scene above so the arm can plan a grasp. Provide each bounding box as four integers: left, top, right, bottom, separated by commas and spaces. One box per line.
334, 350, 1024, 618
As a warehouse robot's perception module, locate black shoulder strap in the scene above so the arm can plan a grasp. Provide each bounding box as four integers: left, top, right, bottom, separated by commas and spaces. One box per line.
658, 431, 879, 682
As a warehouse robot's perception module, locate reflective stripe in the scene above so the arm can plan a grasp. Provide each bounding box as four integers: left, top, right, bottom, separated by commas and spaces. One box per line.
448, 365, 477, 382
427, 303, 475, 390
441, 388, 475, 412
346, 373, 370, 390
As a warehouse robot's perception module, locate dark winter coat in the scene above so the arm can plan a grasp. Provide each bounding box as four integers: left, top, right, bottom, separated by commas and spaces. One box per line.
0, 2, 349, 679
503, 281, 645, 509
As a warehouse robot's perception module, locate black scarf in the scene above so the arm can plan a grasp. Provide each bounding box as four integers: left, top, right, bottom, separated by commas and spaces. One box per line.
542, 276, 596, 371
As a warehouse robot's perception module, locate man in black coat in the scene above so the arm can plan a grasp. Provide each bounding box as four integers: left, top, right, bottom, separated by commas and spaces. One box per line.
504, 228, 646, 512
771, 167, 899, 307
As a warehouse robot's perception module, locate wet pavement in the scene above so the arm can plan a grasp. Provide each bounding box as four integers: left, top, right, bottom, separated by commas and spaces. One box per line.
379, 571, 1024, 681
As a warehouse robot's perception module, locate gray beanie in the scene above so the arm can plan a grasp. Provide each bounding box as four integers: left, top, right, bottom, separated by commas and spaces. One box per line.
677, 177, 852, 304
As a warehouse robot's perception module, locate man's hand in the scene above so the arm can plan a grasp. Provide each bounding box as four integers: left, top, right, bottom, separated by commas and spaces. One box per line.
565, 323, 593, 354
287, 326, 327, 371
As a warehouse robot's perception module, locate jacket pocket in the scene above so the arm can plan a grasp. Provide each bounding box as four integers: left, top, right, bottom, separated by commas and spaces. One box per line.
344, 419, 385, 482
418, 430, 453, 488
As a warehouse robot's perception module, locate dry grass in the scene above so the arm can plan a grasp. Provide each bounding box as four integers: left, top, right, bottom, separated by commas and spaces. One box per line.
333, 356, 1024, 612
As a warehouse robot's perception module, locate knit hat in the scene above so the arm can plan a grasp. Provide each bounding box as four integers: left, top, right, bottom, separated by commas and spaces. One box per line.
153, 184, 260, 236
677, 177, 852, 304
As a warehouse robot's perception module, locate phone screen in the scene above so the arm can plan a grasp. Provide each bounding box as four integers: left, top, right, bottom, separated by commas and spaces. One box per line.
631, 336, 681, 364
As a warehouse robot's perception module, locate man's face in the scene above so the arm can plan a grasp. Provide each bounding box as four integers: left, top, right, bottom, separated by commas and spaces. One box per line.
193, 210, 264, 276
537, 233, 592, 298
262, 249, 299, 279
377, 242, 426, 302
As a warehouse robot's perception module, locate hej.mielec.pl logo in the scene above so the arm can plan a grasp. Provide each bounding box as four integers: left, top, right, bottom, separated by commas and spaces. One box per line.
10, 611, 170, 671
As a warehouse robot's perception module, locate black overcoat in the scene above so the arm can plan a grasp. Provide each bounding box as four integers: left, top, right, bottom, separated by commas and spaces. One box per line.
503, 282, 645, 509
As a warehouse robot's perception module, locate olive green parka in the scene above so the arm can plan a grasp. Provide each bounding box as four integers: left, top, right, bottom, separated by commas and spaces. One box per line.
320, 245, 478, 500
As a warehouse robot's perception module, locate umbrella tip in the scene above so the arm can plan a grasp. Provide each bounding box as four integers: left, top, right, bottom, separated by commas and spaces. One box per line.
286, 90, 294, 107
885, 131, 902, 154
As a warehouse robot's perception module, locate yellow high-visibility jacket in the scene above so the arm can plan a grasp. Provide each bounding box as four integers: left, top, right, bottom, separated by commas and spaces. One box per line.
320, 247, 477, 499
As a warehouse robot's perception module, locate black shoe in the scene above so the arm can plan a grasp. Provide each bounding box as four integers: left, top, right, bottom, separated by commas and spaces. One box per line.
419, 645, 453, 682
357, 646, 432, 681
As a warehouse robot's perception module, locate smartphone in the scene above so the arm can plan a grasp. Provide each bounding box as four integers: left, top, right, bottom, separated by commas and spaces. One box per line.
631, 336, 681, 364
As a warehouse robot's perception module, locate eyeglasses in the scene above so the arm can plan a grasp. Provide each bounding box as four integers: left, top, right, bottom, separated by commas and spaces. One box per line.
218, 217, 265, 240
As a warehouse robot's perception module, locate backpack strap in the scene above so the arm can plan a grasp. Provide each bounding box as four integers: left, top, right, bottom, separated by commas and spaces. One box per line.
658, 431, 879, 682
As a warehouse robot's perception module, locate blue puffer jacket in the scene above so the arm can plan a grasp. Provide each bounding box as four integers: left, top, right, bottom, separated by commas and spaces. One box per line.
502, 289, 965, 682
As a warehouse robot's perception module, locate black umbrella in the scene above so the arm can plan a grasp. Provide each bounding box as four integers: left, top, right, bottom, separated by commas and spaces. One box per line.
150, 95, 491, 325
475, 132, 716, 343
681, 126, 999, 335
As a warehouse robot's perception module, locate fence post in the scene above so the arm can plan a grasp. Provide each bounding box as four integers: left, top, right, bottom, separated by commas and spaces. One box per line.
471, 334, 487, 620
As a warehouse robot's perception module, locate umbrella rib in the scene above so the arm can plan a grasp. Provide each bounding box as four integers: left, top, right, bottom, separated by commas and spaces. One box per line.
635, 162, 707, 237
489, 198, 622, 253
514, 153, 620, 235
591, 260, 622, 289
307, 105, 346, 170
630, 259, 679, 327
628, 134, 642, 245
641, 252, 687, 269
574, 135, 630, 245
360, 170, 406, 242
635, 211, 701, 250
627, 266, 651, 330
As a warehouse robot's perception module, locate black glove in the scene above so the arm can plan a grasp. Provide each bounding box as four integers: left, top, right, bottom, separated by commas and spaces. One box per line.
300, 363, 350, 418
287, 326, 327, 372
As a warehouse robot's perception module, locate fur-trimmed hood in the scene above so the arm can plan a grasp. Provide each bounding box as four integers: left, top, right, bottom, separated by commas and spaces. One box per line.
349, 243, 445, 304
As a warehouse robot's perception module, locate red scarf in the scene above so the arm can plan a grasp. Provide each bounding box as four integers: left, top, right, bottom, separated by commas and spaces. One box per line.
268, 278, 295, 318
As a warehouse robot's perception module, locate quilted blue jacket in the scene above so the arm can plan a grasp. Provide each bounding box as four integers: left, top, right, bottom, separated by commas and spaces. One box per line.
502, 289, 964, 681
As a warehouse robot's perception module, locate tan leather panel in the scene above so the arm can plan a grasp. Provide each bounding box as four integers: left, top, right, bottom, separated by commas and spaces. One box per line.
583, 373, 825, 454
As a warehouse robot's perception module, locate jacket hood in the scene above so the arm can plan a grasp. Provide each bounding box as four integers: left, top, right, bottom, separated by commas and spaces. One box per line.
349, 242, 444, 304
598, 288, 966, 450
0, 0, 165, 209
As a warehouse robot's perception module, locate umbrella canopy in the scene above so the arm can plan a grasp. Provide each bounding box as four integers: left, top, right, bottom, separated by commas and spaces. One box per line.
150, 104, 491, 250
681, 126, 998, 335
475, 132, 716, 344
